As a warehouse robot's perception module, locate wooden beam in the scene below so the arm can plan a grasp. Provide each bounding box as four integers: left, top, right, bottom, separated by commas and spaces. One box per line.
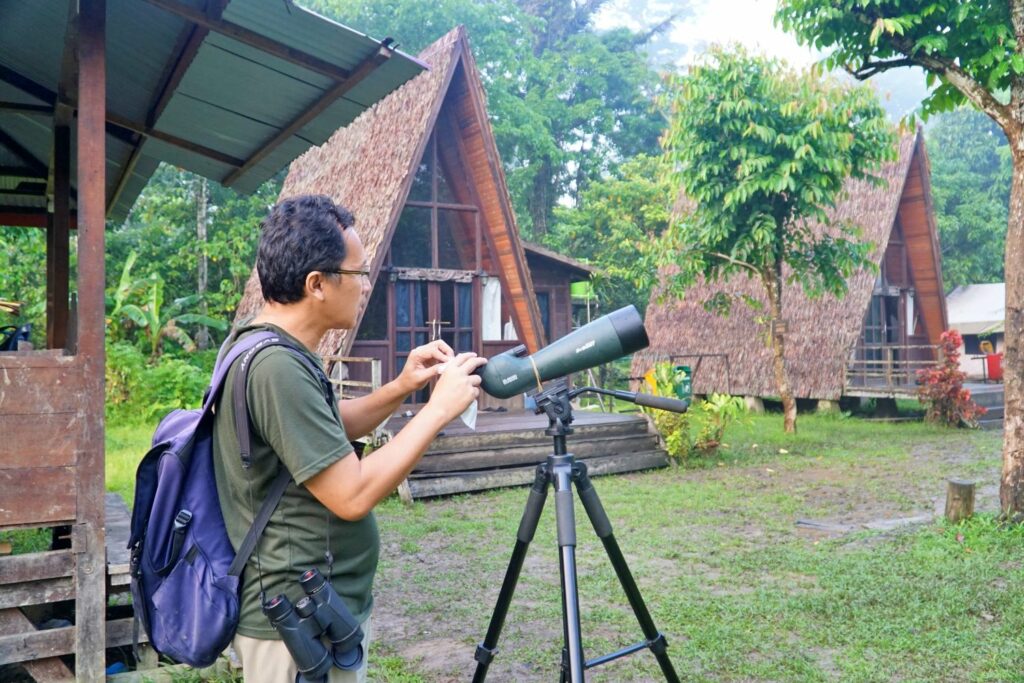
0, 129, 48, 177
108, 0, 229, 213
75, 1, 108, 680
0, 64, 56, 106
222, 44, 392, 187
48, 125, 71, 349
0, 62, 243, 173
0, 609, 75, 680
0, 165, 44, 178
0, 209, 77, 228
142, 0, 355, 82
105, 111, 245, 168
0, 101, 53, 115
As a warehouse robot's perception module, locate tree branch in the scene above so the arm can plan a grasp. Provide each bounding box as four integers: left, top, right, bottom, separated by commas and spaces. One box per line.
708, 251, 760, 274
847, 57, 916, 80
847, 9, 1016, 134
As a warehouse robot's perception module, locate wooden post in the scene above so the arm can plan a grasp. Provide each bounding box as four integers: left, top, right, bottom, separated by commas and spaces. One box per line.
945, 479, 976, 523
46, 125, 71, 349
75, 1, 108, 681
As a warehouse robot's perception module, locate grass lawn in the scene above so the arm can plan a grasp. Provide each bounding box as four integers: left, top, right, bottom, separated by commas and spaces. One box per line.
103, 414, 1023, 682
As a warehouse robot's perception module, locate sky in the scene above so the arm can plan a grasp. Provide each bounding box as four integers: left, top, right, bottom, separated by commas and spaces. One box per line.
595, 0, 931, 120
598, 0, 819, 66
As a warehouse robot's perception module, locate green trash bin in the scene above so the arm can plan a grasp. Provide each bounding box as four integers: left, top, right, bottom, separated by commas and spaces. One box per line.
672, 365, 692, 401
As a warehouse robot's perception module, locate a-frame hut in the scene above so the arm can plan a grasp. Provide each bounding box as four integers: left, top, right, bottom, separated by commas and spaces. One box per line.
633, 130, 948, 403
236, 27, 669, 497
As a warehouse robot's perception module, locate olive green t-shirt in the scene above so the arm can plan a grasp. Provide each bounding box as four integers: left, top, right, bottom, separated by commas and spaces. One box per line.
212, 324, 379, 639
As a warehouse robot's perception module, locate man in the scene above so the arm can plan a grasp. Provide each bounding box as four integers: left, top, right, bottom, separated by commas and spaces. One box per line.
213, 194, 485, 682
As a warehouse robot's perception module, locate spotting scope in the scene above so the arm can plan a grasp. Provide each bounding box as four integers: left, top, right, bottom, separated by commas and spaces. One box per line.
476, 305, 650, 399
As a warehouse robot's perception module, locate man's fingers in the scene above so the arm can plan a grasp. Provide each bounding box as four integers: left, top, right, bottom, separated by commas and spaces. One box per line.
448, 351, 479, 367
434, 339, 455, 357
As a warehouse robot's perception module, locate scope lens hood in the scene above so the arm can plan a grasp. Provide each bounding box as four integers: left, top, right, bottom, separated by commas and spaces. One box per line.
607, 305, 649, 355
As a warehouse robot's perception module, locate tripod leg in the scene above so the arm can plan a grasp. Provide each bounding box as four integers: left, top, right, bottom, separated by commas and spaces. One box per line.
551, 457, 586, 683
473, 465, 550, 683
574, 464, 681, 683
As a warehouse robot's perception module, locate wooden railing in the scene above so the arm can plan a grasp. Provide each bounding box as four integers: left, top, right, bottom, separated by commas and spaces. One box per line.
322, 355, 386, 446
845, 343, 938, 395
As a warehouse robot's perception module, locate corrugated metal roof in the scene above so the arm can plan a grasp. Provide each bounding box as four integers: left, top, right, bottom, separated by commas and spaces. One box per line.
0, 0, 426, 223
947, 283, 1005, 333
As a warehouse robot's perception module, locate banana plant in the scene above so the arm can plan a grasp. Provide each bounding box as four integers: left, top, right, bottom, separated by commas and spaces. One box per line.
105, 251, 151, 342
118, 274, 226, 358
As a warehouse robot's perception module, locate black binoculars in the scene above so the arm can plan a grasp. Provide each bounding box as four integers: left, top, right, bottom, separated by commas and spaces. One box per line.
264, 568, 365, 683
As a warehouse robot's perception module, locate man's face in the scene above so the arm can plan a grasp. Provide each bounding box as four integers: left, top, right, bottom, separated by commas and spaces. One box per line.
331, 227, 371, 329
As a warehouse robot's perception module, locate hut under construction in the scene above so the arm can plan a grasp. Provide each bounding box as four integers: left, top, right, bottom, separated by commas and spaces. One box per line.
235, 27, 669, 497
633, 131, 949, 406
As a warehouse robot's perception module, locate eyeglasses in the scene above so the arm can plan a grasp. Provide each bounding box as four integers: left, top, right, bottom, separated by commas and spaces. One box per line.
321, 268, 371, 279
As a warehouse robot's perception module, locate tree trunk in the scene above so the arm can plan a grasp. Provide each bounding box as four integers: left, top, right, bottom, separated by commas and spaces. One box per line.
195, 176, 210, 351
528, 157, 553, 237
765, 274, 797, 433
1000, 149, 1024, 518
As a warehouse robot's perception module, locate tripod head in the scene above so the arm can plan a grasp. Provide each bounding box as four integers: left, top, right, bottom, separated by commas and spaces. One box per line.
530, 379, 692, 445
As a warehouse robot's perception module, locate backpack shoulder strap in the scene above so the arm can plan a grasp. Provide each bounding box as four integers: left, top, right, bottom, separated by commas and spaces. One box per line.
224, 335, 336, 578
230, 337, 335, 469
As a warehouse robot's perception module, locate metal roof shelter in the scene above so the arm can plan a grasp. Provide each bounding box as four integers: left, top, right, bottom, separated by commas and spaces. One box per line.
0, 1, 424, 679
948, 283, 1006, 336
0, 0, 426, 224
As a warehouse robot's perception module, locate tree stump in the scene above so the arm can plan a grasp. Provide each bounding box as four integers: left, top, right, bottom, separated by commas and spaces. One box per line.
945, 479, 976, 523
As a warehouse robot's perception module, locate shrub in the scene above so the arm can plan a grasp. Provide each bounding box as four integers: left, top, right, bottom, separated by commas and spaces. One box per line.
693, 393, 746, 454
106, 341, 208, 425
917, 330, 986, 427
642, 362, 692, 463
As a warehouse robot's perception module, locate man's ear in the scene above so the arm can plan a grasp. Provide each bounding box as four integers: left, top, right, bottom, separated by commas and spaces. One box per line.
305, 271, 328, 301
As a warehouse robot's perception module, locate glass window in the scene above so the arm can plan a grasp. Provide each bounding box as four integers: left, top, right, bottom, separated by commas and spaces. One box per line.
407, 136, 433, 202
355, 282, 387, 340
437, 160, 456, 203
391, 206, 432, 267
396, 281, 409, 327
536, 291, 551, 343
438, 209, 474, 270
457, 283, 472, 327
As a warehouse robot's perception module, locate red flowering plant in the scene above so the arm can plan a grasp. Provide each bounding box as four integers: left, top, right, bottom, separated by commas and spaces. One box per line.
917, 330, 986, 427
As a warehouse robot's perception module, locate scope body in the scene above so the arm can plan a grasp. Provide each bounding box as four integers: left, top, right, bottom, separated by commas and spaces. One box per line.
477, 305, 649, 399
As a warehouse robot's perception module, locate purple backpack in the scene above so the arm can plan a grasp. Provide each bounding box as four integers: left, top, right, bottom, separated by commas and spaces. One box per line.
127, 331, 335, 667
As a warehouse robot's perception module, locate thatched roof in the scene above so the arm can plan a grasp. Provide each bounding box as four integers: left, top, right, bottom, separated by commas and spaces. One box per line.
633, 130, 947, 400
234, 26, 544, 356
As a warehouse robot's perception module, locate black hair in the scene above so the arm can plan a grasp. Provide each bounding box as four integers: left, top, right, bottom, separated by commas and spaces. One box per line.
257, 195, 356, 304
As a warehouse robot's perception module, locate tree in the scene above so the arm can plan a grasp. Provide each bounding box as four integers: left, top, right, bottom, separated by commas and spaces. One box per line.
0, 226, 51, 348
546, 153, 671, 315
658, 46, 896, 433
775, 0, 1024, 516
107, 164, 281, 336
304, 0, 668, 236
929, 106, 1010, 288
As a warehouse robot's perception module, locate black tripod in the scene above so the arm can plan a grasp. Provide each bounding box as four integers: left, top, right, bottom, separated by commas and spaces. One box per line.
472, 380, 684, 683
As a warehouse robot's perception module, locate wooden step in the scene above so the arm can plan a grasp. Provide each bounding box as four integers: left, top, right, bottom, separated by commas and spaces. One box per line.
414, 433, 663, 474
407, 450, 669, 499
424, 418, 650, 454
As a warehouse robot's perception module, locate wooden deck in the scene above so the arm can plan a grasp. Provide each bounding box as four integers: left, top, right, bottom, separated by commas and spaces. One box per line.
385, 409, 669, 498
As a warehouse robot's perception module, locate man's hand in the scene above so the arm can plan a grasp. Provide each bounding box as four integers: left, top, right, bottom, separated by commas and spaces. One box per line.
397, 339, 455, 393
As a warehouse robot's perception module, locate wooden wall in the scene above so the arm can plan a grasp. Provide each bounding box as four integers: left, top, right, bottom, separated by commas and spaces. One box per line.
896, 137, 948, 344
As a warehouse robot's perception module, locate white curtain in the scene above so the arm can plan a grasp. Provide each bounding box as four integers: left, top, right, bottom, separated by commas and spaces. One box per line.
482, 277, 502, 340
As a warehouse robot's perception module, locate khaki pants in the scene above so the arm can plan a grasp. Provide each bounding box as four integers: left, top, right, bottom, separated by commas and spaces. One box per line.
233, 618, 372, 683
